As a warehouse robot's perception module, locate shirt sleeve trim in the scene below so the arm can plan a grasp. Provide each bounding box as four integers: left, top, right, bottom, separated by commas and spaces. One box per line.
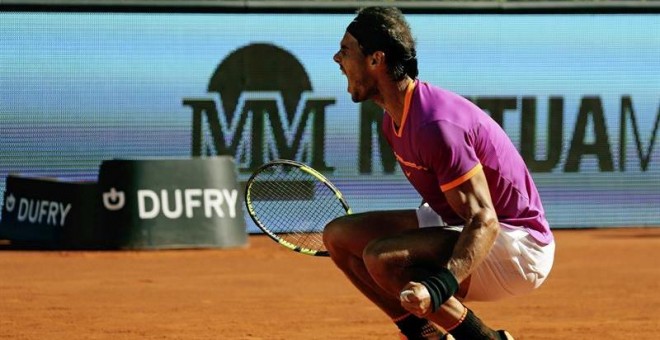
440, 163, 483, 192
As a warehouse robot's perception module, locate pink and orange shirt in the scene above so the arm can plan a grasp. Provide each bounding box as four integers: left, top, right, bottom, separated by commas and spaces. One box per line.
383, 80, 553, 245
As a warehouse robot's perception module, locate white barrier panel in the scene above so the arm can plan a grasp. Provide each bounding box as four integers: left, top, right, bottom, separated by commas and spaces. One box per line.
97, 157, 247, 249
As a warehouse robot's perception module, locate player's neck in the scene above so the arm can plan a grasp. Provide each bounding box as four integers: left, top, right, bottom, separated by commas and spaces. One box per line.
374, 77, 413, 127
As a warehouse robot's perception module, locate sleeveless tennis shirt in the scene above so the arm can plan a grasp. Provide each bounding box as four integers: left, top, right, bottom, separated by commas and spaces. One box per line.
382, 80, 553, 245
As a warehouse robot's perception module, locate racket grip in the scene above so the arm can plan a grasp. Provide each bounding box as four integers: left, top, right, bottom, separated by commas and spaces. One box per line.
399, 289, 415, 302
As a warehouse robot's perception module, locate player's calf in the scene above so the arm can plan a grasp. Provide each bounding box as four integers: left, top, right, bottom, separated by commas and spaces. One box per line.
446, 308, 513, 340
395, 313, 453, 340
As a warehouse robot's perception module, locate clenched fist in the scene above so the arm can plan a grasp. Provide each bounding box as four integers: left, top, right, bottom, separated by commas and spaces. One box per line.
399, 281, 433, 317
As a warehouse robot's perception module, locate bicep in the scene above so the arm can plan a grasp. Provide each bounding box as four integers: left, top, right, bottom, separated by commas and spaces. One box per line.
443, 167, 496, 224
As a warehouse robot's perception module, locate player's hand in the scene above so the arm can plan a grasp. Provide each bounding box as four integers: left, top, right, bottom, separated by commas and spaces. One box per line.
399, 282, 433, 317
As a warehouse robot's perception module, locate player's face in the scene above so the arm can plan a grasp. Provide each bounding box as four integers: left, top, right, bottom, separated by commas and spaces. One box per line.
333, 32, 377, 103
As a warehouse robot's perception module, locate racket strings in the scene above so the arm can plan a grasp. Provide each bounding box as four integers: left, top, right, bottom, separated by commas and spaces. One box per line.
249, 166, 346, 252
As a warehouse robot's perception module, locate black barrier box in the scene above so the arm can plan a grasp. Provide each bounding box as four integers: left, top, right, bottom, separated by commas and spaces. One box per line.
97, 157, 248, 250
0, 175, 100, 249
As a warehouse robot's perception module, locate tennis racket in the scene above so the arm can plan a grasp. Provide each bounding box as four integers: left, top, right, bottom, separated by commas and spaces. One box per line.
244, 159, 351, 256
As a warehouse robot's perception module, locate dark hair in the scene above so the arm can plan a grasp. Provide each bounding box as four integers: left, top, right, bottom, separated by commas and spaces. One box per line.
346, 7, 418, 80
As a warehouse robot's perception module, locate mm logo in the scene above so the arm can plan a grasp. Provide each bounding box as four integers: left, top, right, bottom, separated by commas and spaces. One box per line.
183, 43, 335, 173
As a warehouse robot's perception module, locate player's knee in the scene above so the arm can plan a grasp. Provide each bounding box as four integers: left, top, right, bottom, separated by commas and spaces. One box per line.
322, 215, 354, 254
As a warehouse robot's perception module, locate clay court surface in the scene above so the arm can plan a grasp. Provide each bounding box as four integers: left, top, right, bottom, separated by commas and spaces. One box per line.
1, 227, 659, 340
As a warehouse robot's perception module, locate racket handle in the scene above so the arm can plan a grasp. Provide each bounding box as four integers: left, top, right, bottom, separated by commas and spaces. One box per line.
399, 289, 415, 302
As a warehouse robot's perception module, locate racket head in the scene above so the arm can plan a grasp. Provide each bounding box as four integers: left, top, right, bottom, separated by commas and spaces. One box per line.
244, 159, 351, 256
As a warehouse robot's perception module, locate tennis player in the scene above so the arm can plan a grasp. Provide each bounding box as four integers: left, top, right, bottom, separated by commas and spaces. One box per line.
324, 7, 555, 340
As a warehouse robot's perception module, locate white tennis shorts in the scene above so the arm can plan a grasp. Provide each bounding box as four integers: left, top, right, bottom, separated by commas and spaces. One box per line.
416, 203, 555, 302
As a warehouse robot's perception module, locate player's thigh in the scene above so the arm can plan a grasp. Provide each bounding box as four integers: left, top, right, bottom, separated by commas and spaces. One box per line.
323, 210, 419, 253
364, 227, 461, 276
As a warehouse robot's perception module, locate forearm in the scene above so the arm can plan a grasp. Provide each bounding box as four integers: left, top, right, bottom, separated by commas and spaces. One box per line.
446, 209, 499, 282
410, 209, 499, 313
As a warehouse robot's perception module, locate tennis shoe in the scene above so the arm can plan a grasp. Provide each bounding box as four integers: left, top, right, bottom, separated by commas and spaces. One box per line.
498, 330, 514, 339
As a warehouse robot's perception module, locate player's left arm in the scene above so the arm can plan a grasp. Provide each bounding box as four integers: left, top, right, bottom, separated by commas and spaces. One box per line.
399, 165, 499, 315
399, 122, 499, 314
443, 165, 499, 283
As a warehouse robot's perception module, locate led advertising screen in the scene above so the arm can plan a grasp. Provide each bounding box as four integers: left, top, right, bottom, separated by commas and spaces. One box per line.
1, 12, 658, 230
